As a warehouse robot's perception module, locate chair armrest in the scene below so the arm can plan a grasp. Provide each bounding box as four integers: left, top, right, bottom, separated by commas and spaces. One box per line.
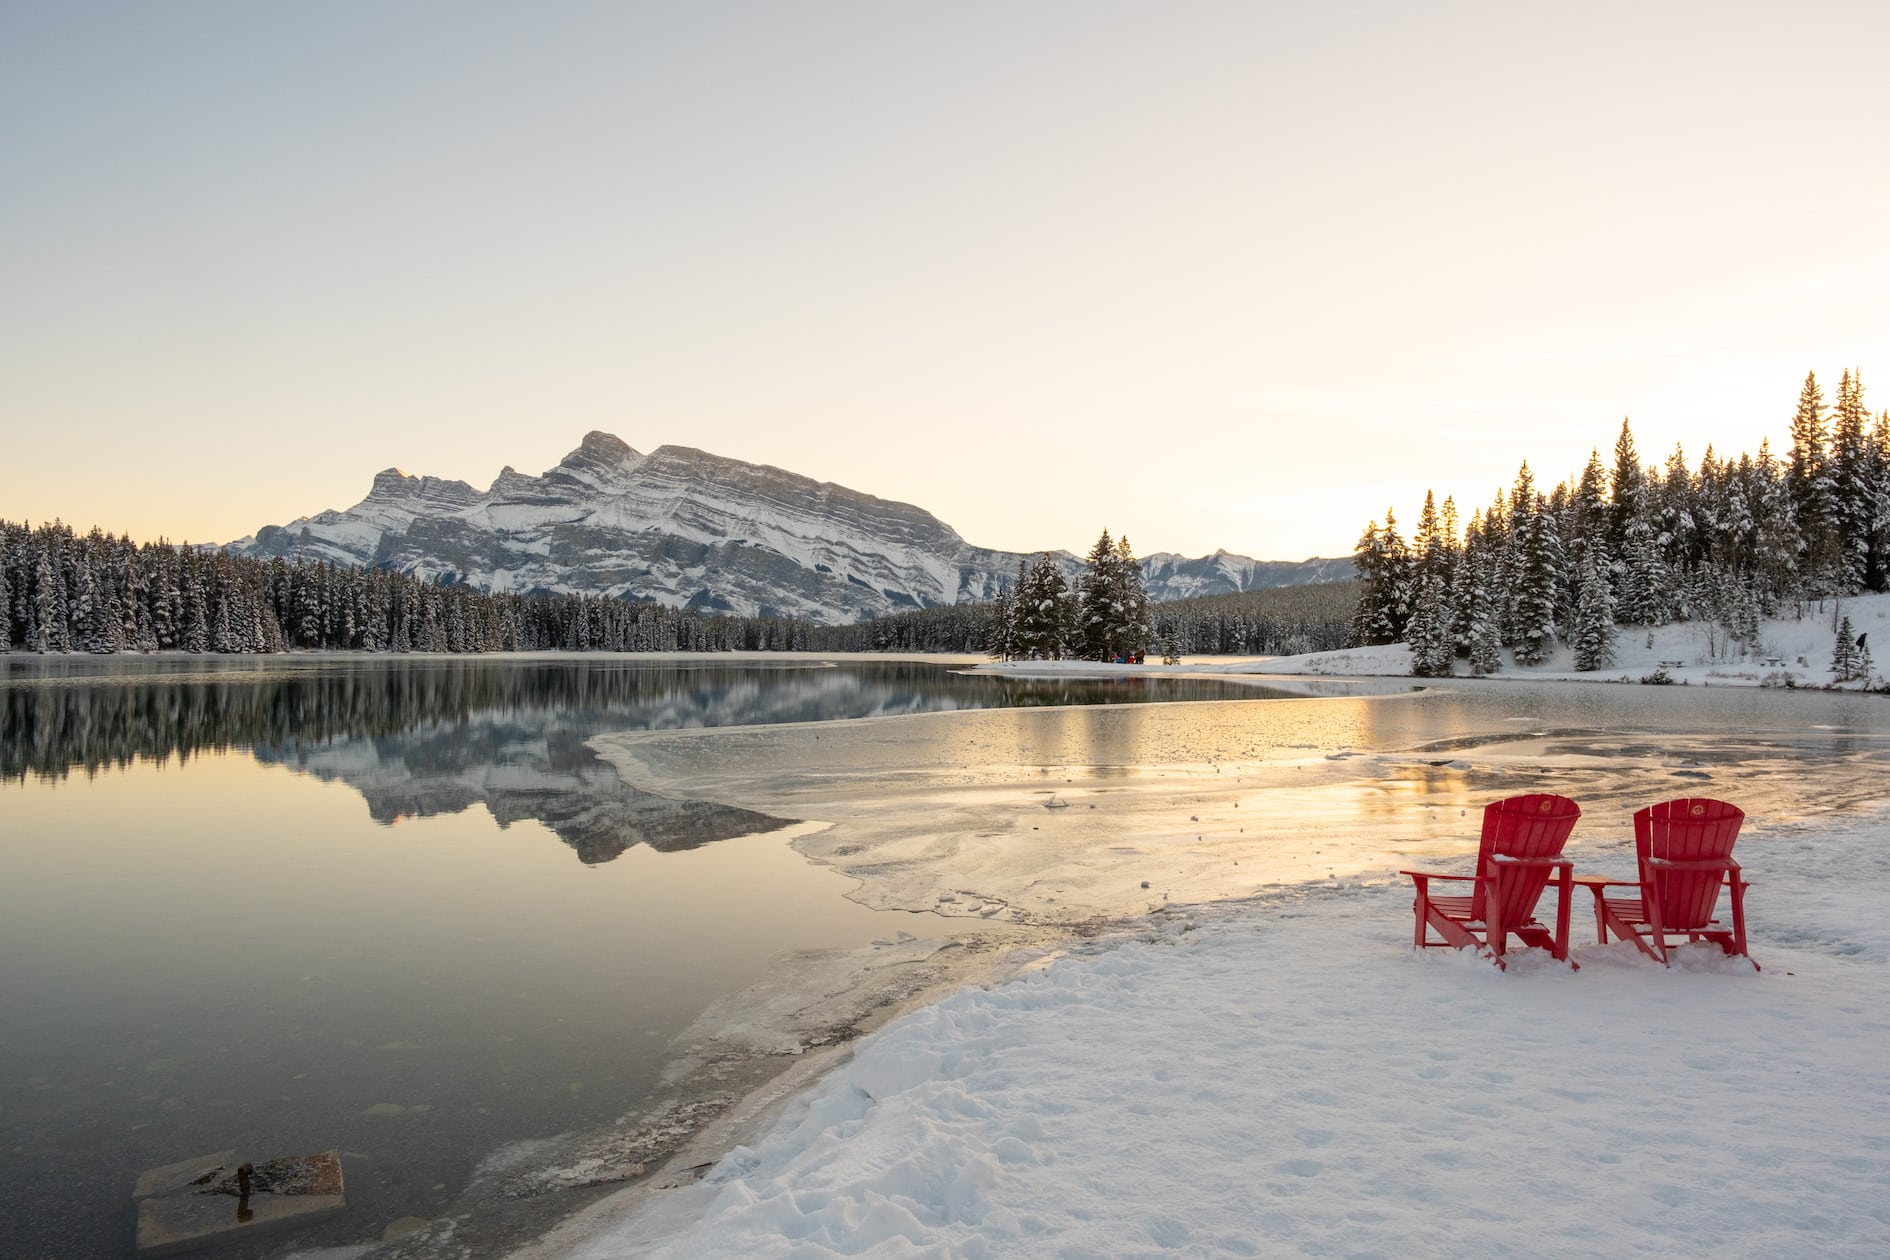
1398, 870, 1475, 882
1646, 857, 1739, 873
1490, 855, 1573, 870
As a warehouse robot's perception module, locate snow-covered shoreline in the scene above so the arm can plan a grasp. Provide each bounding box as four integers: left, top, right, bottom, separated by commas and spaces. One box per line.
974, 591, 1890, 691
537, 812, 1890, 1259
509, 655, 1890, 1260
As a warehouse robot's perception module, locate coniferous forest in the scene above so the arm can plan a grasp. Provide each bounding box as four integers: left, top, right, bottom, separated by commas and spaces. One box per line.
1348, 370, 1890, 674
0, 519, 1350, 659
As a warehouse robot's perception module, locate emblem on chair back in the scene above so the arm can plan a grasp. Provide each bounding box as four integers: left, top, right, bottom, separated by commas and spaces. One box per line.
1634, 797, 1744, 931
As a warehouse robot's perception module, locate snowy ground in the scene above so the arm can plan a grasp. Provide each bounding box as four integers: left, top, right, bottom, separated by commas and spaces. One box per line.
550, 810, 1890, 1259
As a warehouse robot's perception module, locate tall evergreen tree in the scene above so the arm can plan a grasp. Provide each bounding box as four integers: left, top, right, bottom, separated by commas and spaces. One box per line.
1078, 529, 1121, 660
1831, 614, 1861, 681
1570, 549, 1616, 671
1831, 368, 1874, 591
1507, 464, 1562, 665
985, 585, 1015, 660
1406, 571, 1455, 677
1347, 510, 1411, 646
1111, 534, 1151, 659
1013, 554, 1075, 659
1788, 369, 1840, 589
1608, 418, 1645, 559
33, 540, 68, 653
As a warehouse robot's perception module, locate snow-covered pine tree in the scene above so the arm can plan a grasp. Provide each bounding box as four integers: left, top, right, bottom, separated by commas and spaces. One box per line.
1112, 534, 1151, 658
985, 586, 1014, 660
1869, 409, 1890, 593
1831, 368, 1874, 592
1508, 465, 1562, 664
1347, 511, 1411, 646
33, 539, 68, 653
1348, 520, 1385, 647
1407, 571, 1455, 677
1078, 529, 1119, 660
1789, 370, 1841, 592
1412, 491, 1445, 582
1014, 554, 1074, 659
1571, 549, 1616, 671
1748, 438, 1800, 606
1831, 615, 1861, 681
1656, 443, 1698, 575
1466, 573, 1504, 676
1608, 418, 1645, 560
1448, 508, 1483, 660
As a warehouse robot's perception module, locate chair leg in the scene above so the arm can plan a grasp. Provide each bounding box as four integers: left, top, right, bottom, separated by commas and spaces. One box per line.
1729, 878, 1760, 971
1486, 867, 1506, 965
1553, 873, 1573, 965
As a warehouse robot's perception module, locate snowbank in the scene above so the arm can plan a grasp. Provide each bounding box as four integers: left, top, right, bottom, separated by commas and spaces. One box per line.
569, 812, 1890, 1259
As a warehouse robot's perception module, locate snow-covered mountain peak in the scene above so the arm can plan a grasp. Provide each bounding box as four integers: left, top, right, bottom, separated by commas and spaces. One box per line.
370, 467, 411, 495
541, 430, 647, 497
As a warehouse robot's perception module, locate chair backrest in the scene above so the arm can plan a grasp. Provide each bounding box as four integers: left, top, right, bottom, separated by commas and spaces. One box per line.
1473, 793, 1582, 923
1634, 798, 1744, 930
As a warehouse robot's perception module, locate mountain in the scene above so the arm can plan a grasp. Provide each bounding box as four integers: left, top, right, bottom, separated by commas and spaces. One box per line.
1139, 550, 1350, 601
227, 432, 1345, 621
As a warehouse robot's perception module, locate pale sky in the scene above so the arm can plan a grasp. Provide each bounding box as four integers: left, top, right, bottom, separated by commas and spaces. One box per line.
3, 2, 1886, 561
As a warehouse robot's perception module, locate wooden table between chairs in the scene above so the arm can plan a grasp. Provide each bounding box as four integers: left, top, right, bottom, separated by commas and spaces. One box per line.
1568, 873, 1634, 942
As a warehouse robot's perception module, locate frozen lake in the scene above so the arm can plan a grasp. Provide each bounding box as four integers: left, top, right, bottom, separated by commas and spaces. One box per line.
0, 655, 1343, 1259
3, 655, 1885, 1258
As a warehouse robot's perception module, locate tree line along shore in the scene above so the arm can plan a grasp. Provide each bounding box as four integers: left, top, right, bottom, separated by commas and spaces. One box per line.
1348, 369, 1890, 677
0, 517, 1352, 661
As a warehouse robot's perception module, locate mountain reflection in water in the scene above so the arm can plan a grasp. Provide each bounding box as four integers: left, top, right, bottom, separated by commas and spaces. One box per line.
1, 656, 1297, 862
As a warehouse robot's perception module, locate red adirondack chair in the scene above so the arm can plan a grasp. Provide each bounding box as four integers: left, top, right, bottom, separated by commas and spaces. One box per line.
1590, 798, 1757, 970
1401, 793, 1581, 969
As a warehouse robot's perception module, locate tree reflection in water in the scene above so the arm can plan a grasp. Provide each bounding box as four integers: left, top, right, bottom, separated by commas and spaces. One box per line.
1, 658, 1290, 862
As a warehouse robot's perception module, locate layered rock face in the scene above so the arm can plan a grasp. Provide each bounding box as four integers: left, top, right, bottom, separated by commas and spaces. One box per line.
228, 432, 1342, 620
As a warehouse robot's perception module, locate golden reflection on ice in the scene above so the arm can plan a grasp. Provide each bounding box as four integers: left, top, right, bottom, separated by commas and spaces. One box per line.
594, 683, 1890, 927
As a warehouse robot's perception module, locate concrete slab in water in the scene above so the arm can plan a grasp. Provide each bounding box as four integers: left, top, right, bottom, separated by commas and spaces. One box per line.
133, 1151, 344, 1255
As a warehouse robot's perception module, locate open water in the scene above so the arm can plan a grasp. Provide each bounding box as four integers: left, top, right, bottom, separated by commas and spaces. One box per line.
0, 655, 1318, 1259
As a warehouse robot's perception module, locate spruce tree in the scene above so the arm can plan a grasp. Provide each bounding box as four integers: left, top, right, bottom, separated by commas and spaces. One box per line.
1608, 418, 1645, 559
1078, 529, 1119, 660
1407, 571, 1455, 677
1508, 465, 1562, 665
1872, 411, 1890, 592
1014, 554, 1074, 659
1788, 370, 1839, 590
1831, 615, 1860, 682
1347, 511, 1411, 646
1571, 549, 1616, 671
1831, 368, 1873, 591
33, 541, 68, 653
1111, 534, 1151, 659
985, 587, 1015, 660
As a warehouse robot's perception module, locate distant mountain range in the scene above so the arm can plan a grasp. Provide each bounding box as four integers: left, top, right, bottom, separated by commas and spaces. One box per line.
226, 432, 1347, 621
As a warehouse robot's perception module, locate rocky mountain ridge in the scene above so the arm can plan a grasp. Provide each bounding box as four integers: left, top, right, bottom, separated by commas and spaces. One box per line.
228, 432, 1345, 621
